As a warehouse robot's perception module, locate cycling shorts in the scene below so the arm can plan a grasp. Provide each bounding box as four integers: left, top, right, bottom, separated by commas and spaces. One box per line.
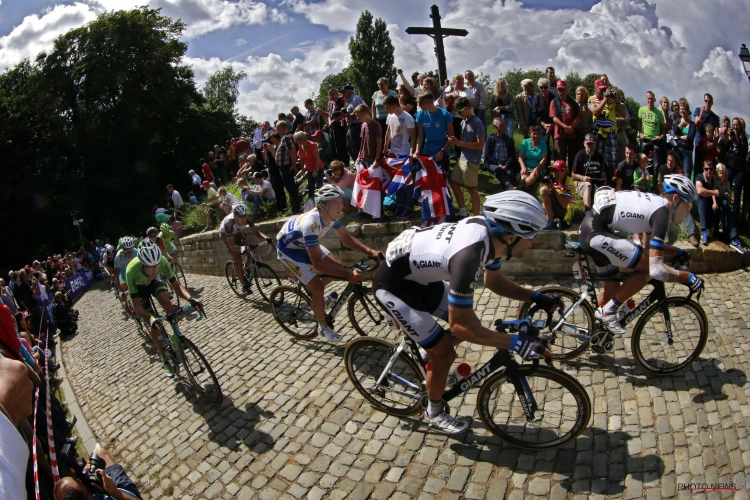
578, 211, 643, 277
372, 257, 449, 349
276, 245, 330, 285
131, 277, 169, 302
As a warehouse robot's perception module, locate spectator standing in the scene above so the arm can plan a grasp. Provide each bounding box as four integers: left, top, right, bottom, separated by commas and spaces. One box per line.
574, 86, 593, 158
214, 145, 229, 184
355, 104, 383, 165
227, 139, 238, 177
589, 81, 622, 179
303, 99, 322, 136
615, 89, 631, 164
638, 91, 667, 169
515, 79, 536, 139
719, 117, 748, 224
670, 101, 680, 126
656, 150, 698, 246
294, 131, 325, 202
715, 163, 745, 253
201, 158, 214, 184
252, 125, 265, 166
327, 89, 349, 165
570, 134, 605, 210
483, 117, 518, 190
518, 125, 548, 191
415, 92, 454, 172
397, 85, 417, 117
447, 96, 485, 216
342, 85, 366, 162
447, 73, 475, 160
201, 181, 219, 231
383, 95, 415, 158
489, 78, 516, 137
266, 122, 300, 214
397, 69, 426, 97
189, 169, 202, 193
371, 77, 397, 143
291, 106, 305, 133
696, 159, 719, 245
693, 93, 720, 171
660, 97, 673, 130
672, 98, 696, 178
167, 185, 184, 211
464, 70, 487, 125
545, 67, 558, 97
533, 78, 553, 149
698, 124, 721, 169
235, 136, 251, 158
549, 80, 580, 168
615, 144, 638, 191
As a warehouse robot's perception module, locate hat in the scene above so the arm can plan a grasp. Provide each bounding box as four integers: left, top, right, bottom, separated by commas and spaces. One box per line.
584, 133, 596, 143
521, 79, 533, 86
550, 160, 567, 171
594, 79, 608, 90
341, 84, 354, 91
311, 130, 325, 138
201, 180, 210, 188
556, 80, 568, 89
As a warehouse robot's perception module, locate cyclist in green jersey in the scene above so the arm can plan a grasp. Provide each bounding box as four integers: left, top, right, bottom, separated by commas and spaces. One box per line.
159, 223, 183, 263
140, 227, 169, 259
125, 243, 200, 376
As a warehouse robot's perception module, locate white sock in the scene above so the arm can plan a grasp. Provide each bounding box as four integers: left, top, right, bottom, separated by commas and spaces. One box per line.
427, 399, 443, 418
459, 207, 467, 217
602, 297, 622, 315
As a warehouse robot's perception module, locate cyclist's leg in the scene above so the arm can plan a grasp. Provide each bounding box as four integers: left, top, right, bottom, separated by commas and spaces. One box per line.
149, 279, 172, 354
278, 246, 334, 323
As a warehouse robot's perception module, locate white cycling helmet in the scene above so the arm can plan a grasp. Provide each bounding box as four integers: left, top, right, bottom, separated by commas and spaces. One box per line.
663, 174, 698, 201
105, 244, 114, 253
232, 203, 248, 216
315, 184, 344, 205
138, 245, 161, 267
483, 191, 547, 238
121, 237, 135, 251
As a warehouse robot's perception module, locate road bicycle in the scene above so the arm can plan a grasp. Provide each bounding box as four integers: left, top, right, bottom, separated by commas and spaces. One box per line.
154, 304, 223, 405
225, 241, 281, 303
269, 256, 387, 340
170, 252, 188, 290
344, 304, 592, 450
515, 241, 708, 376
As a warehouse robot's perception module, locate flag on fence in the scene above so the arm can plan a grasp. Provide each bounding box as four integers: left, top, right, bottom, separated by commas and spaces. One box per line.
413, 156, 454, 221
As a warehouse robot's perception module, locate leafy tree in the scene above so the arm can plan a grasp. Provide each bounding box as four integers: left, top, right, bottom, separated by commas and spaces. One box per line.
314, 67, 352, 115
347, 11, 396, 98
476, 71, 492, 91
202, 66, 247, 112
499, 68, 545, 99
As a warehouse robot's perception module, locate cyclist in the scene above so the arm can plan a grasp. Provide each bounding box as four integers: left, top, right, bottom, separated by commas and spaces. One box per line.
276, 185, 382, 342
113, 237, 138, 312
125, 244, 200, 376
101, 243, 116, 289
579, 175, 703, 335
159, 223, 183, 263
219, 203, 274, 295
373, 191, 555, 433
139, 227, 167, 257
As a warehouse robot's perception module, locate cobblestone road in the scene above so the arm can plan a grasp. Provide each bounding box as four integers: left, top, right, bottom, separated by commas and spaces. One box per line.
62, 269, 750, 500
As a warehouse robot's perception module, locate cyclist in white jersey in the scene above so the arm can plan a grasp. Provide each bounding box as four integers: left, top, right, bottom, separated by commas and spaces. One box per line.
220, 204, 274, 295
373, 191, 555, 434
579, 175, 703, 334
276, 185, 382, 342
113, 237, 138, 310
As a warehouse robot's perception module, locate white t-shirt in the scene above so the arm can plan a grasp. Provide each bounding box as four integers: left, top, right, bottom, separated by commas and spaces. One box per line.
249, 180, 276, 199
220, 193, 240, 205
253, 128, 263, 149
171, 190, 184, 209
191, 173, 201, 185
449, 87, 475, 118
0, 413, 29, 499
386, 112, 415, 156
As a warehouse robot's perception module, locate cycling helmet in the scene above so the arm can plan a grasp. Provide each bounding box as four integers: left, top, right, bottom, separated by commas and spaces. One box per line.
146, 226, 159, 236
160, 223, 170, 232
315, 184, 344, 205
483, 191, 547, 238
663, 174, 698, 201
105, 244, 114, 254
121, 237, 135, 251
232, 203, 248, 216
138, 245, 161, 267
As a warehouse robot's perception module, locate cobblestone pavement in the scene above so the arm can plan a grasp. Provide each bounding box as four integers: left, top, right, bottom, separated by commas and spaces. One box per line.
62, 268, 750, 500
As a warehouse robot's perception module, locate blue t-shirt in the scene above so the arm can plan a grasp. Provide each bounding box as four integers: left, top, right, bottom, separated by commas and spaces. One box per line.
519, 138, 548, 169
416, 107, 453, 156
692, 107, 719, 137
460, 115, 485, 165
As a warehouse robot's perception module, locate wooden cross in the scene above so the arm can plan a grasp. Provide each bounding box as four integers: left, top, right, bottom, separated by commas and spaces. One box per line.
406, 5, 468, 85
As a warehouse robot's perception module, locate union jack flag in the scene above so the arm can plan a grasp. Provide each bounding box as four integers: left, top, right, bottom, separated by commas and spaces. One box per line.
413, 156, 454, 221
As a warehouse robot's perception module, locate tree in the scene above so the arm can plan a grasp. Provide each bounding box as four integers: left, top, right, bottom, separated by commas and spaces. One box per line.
347, 11, 396, 98
476, 71, 492, 92
314, 68, 352, 114
499, 68, 545, 100
203, 67, 247, 112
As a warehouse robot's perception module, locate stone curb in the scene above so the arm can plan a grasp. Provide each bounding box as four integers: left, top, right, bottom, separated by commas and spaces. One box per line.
57, 339, 97, 455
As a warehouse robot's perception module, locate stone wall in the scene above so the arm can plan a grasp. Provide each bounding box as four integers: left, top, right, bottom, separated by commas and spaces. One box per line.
179, 217, 750, 279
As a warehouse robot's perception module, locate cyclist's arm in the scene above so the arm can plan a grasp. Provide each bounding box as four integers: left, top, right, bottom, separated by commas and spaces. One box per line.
249, 225, 270, 242
334, 226, 380, 259
647, 209, 691, 283
483, 267, 535, 302
169, 278, 192, 302
448, 306, 513, 350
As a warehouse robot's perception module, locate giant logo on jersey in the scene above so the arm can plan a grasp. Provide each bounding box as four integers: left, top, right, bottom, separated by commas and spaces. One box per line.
413, 260, 442, 269
620, 211, 645, 220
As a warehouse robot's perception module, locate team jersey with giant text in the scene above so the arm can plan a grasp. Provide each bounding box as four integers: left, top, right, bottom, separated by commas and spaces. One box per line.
593, 189, 669, 249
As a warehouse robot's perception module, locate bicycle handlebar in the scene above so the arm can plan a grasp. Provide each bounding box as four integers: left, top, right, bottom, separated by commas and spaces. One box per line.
347, 254, 382, 272
157, 303, 205, 323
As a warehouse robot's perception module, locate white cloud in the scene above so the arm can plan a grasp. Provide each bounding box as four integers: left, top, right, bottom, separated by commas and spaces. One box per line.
235, 38, 247, 46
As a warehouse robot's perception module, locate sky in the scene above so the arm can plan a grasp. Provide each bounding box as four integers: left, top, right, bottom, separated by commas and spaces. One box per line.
1, 0, 749, 122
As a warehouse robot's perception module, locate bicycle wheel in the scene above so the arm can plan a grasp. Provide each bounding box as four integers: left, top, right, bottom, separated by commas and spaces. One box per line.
477, 364, 591, 450
253, 263, 282, 304
517, 286, 595, 361
125, 295, 147, 335
344, 337, 425, 417
225, 261, 245, 298
166, 278, 181, 308
179, 336, 223, 405
347, 288, 389, 337
269, 285, 318, 340
631, 297, 708, 376
171, 261, 188, 289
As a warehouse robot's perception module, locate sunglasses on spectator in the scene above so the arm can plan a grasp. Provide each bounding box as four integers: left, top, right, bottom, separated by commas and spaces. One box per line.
704, 168, 714, 171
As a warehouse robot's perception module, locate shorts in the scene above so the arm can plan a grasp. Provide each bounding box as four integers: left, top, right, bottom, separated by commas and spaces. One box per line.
578, 211, 643, 277
451, 160, 480, 188
276, 245, 330, 285
131, 277, 169, 313
372, 257, 449, 349
104, 464, 142, 499
550, 191, 570, 221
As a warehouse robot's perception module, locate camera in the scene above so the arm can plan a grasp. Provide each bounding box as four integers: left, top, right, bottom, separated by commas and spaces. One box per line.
605, 90, 617, 98
331, 110, 343, 120
541, 174, 554, 185
326, 169, 334, 177
60, 445, 105, 489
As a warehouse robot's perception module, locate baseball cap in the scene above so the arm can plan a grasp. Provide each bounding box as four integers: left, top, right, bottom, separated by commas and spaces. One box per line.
556, 80, 568, 89
201, 180, 210, 188
550, 160, 567, 171
584, 133, 596, 143
311, 130, 325, 138
594, 79, 608, 90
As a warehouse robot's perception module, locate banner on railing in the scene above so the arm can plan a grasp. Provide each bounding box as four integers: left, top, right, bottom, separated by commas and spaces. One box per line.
64, 270, 94, 302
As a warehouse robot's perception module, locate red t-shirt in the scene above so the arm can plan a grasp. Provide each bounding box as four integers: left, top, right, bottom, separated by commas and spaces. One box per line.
359, 120, 382, 163
550, 97, 578, 140
298, 141, 323, 172
0, 302, 21, 359
203, 163, 214, 181
235, 139, 251, 156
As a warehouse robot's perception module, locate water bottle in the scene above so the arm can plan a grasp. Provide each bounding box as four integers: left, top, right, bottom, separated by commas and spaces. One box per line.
446, 363, 471, 388
324, 292, 339, 310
